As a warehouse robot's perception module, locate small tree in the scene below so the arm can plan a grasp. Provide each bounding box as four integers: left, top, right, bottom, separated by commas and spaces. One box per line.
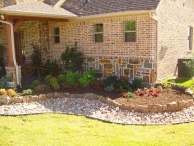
30, 45, 42, 66
61, 42, 84, 72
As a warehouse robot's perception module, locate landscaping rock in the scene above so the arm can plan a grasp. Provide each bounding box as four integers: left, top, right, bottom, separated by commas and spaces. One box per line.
149, 105, 158, 113
38, 94, 47, 100
135, 105, 148, 113
11, 96, 23, 103
46, 93, 54, 99
167, 101, 179, 111
0, 95, 10, 105
30, 95, 39, 102
185, 88, 193, 95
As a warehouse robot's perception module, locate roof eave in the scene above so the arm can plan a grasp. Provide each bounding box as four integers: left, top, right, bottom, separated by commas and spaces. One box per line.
0, 10, 77, 19
77, 10, 156, 20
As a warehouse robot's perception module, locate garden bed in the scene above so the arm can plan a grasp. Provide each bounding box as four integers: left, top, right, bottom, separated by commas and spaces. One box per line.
1, 84, 193, 113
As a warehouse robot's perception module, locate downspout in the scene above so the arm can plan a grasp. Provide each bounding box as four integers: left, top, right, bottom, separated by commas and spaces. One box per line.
0, 20, 20, 87
149, 12, 159, 82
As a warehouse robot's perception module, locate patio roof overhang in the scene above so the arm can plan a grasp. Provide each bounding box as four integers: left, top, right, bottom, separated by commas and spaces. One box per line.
0, 1, 77, 22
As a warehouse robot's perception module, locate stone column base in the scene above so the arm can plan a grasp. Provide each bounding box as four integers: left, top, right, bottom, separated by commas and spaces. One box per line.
5, 66, 22, 89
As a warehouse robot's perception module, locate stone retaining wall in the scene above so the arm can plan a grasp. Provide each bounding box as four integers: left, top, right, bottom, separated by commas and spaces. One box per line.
0, 92, 193, 113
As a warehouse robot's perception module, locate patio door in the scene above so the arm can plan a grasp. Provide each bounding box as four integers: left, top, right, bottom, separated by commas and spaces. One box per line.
14, 31, 24, 65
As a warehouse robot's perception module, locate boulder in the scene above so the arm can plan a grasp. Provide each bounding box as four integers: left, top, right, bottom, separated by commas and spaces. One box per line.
0, 95, 10, 105
11, 96, 23, 103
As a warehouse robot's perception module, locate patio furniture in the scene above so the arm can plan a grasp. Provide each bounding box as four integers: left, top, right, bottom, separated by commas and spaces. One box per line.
22, 65, 48, 78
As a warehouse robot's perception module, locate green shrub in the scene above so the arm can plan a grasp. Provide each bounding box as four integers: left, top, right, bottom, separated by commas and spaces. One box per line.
105, 75, 118, 87
184, 53, 194, 78
0, 76, 10, 88
22, 89, 33, 95
131, 78, 143, 89
78, 70, 96, 87
30, 80, 41, 89
45, 75, 52, 84
104, 85, 115, 92
65, 71, 81, 86
58, 74, 66, 84
116, 80, 132, 92
122, 92, 136, 98
49, 77, 60, 90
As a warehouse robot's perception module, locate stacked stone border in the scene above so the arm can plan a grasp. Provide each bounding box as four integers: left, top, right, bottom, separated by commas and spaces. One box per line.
0, 87, 193, 113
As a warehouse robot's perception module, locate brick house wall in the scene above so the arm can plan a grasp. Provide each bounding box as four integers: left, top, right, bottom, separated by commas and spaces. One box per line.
157, 0, 194, 80
49, 15, 157, 82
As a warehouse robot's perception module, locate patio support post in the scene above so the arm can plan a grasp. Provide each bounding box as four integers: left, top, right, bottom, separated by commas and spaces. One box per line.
5, 18, 14, 67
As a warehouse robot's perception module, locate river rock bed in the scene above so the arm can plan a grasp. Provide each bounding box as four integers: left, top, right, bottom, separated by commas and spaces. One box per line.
0, 97, 194, 125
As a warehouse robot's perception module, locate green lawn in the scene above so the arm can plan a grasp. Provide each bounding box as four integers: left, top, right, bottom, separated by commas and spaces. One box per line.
0, 114, 194, 146
162, 78, 194, 89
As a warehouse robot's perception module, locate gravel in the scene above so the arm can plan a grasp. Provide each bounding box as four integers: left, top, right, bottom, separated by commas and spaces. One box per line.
0, 97, 194, 125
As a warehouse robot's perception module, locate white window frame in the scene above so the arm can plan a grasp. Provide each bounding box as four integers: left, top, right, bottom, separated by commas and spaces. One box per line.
124, 21, 136, 42
94, 24, 103, 43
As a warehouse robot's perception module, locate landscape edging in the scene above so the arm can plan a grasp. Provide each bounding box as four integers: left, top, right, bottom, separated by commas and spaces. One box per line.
0, 91, 193, 113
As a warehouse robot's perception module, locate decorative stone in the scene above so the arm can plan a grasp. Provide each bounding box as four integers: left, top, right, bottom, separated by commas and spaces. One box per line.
87, 57, 93, 62
143, 76, 149, 83
185, 88, 193, 95
129, 59, 140, 64
11, 96, 23, 103
150, 69, 155, 83
144, 61, 153, 68
134, 65, 137, 76
75, 94, 83, 98
178, 100, 186, 110
120, 76, 129, 81
64, 92, 70, 97
156, 104, 163, 112
96, 73, 103, 78
149, 105, 158, 113
125, 104, 132, 111
162, 105, 167, 112
185, 99, 194, 108
69, 94, 75, 98
119, 104, 128, 110
22, 95, 31, 102
0, 95, 10, 105
118, 58, 122, 65
30, 95, 39, 102
38, 94, 47, 100
135, 105, 148, 113
124, 69, 129, 75
99, 59, 110, 64
167, 101, 179, 111
54, 92, 64, 98
104, 64, 112, 69
46, 93, 54, 99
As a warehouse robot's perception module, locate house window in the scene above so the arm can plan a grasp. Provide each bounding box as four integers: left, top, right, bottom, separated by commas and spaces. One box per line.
54, 27, 60, 43
125, 21, 136, 42
94, 24, 103, 42
188, 26, 193, 50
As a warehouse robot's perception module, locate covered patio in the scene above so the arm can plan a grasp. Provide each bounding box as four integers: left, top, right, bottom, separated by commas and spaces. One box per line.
0, 0, 77, 88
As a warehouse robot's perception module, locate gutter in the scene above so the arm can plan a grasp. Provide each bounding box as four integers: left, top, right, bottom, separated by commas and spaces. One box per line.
76, 10, 156, 20
0, 20, 20, 87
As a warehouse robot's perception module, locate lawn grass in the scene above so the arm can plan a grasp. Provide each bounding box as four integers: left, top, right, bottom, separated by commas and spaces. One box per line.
162, 78, 194, 89
0, 114, 194, 146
